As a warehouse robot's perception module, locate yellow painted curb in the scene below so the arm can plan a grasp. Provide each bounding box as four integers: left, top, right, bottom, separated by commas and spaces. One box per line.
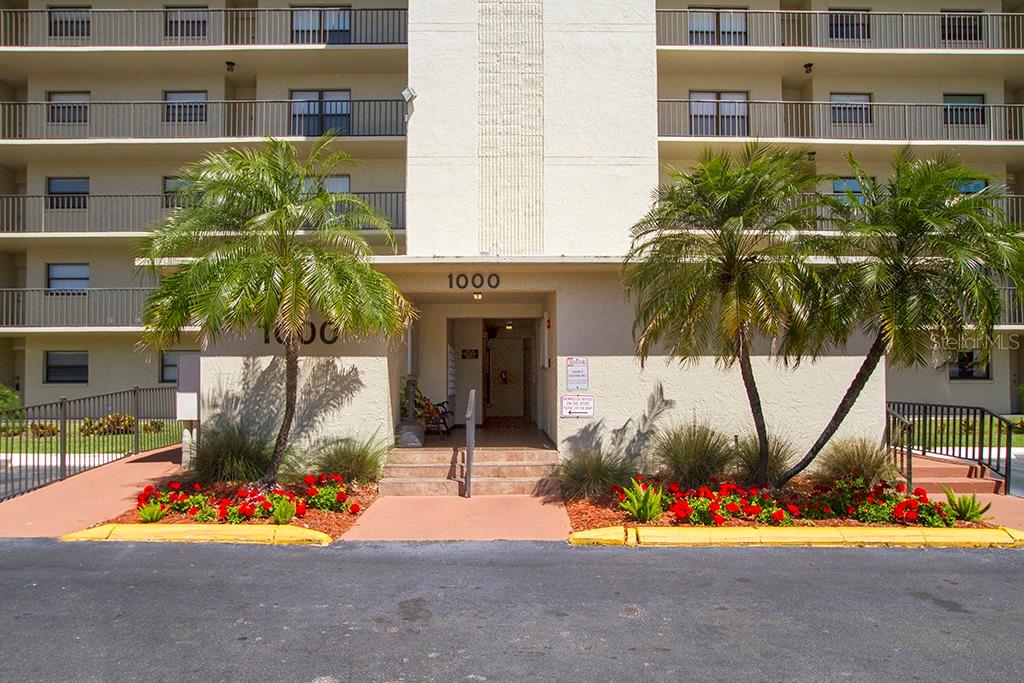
61, 523, 331, 546
568, 526, 627, 546
569, 525, 1024, 548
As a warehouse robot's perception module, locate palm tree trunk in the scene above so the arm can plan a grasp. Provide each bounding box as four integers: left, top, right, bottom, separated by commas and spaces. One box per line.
264, 334, 300, 483
776, 329, 888, 488
737, 333, 771, 486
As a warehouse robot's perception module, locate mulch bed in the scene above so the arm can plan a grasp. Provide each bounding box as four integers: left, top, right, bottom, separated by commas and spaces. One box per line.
105, 481, 379, 541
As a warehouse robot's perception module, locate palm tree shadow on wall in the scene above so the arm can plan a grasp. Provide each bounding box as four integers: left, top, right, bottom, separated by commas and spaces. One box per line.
204, 356, 364, 448
560, 383, 675, 473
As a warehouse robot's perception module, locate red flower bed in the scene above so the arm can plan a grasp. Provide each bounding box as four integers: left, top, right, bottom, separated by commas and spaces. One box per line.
566, 476, 988, 532
108, 473, 376, 539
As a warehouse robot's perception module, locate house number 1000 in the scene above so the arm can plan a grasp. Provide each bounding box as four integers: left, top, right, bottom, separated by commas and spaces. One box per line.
448, 273, 500, 289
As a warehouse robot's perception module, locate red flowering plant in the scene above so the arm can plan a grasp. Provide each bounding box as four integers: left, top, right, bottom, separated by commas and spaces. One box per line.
303, 472, 356, 513
667, 483, 795, 526
802, 478, 955, 527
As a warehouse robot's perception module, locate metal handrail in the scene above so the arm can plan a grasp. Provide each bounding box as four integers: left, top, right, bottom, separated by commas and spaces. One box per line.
464, 389, 476, 498
0, 385, 180, 500
886, 401, 1013, 493
0, 99, 407, 140
658, 99, 1024, 141
884, 406, 914, 489
657, 9, 1024, 50
0, 8, 408, 47
0, 191, 406, 232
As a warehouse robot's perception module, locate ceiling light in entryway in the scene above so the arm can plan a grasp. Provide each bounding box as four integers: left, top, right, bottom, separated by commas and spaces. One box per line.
473, 292, 483, 300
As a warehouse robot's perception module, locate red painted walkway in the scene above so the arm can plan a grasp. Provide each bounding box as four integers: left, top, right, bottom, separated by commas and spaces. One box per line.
0, 446, 183, 538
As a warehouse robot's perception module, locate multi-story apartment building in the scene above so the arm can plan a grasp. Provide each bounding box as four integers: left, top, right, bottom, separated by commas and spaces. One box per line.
0, 1, 1021, 456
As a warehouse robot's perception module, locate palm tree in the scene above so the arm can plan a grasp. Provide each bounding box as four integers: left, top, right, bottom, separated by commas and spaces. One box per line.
140, 137, 414, 481
623, 143, 822, 485
777, 147, 1024, 487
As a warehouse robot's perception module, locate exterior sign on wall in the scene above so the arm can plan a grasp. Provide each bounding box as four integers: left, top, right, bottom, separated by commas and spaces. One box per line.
461, 349, 479, 360
560, 394, 595, 418
566, 356, 589, 390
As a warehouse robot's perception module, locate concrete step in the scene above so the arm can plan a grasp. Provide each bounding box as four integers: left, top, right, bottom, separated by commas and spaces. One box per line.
912, 477, 1004, 495
378, 476, 560, 497
911, 463, 983, 479
387, 448, 559, 465
383, 462, 557, 480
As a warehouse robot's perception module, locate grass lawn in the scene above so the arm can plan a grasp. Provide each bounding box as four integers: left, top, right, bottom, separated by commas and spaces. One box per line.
905, 415, 1024, 450
1, 420, 183, 455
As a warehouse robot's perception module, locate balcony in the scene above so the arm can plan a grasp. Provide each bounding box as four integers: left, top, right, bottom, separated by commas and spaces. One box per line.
658, 100, 1024, 142
0, 8, 407, 47
0, 288, 151, 329
657, 10, 1024, 50
0, 192, 406, 234
0, 100, 406, 141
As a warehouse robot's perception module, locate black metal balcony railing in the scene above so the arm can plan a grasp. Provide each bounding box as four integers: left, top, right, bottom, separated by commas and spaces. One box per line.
658, 100, 1024, 141
657, 10, 1024, 50
0, 288, 151, 327
0, 192, 406, 233
795, 193, 1024, 231
0, 8, 407, 47
0, 100, 407, 140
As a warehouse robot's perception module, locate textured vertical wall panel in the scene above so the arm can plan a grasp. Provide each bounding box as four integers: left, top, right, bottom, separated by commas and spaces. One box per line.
478, 0, 544, 255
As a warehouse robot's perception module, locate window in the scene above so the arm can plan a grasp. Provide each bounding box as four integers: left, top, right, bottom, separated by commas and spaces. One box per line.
48, 7, 91, 38
162, 176, 190, 208
832, 178, 866, 202
291, 6, 352, 45
164, 6, 209, 38
687, 9, 747, 46
159, 350, 195, 383
290, 90, 351, 136
941, 11, 983, 43
46, 177, 89, 210
46, 263, 89, 292
944, 94, 985, 126
47, 92, 90, 124
830, 93, 872, 125
163, 91, 208, 123
688, 91, 748, 136
949, 350, 991, 380
45, 351, 88, 384
828, 9, 870, 41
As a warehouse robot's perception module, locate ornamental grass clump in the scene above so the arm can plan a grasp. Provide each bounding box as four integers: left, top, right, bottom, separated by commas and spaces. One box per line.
555, 447, 635, 499
812, 437, 897, 486
193, 423, 273, 483
731, 432, 795, 485
308, 434, 387, 484
653, 422, 734, 489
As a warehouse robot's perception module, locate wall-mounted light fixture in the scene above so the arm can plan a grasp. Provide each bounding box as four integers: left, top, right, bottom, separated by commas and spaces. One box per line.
225, 61, 236, 73
472, 292, 483, 300
804, 63, 814, 74
401, 86, 417, 103
807, 151, 816, 161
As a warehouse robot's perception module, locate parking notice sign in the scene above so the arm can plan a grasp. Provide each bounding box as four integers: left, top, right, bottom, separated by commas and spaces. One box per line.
561, 394, 595, 418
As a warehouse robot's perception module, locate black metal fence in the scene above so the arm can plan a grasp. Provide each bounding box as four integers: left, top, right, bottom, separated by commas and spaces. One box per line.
0, 386, 180, 500
886, 401, 1013, 492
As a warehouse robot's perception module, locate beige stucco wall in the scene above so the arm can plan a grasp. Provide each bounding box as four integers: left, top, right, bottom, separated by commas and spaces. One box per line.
19, 332, 188, 404
886, 334, 1022, 414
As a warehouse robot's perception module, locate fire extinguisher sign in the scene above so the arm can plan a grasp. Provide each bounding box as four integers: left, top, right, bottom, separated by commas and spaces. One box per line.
566, 356, 589, 391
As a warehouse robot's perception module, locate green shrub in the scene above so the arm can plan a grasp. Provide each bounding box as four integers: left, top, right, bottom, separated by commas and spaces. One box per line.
942, 486, 992, 522
813, 437, 897, 486
308, 434, 388, 484
80, 412, 136, 436
653, 421, 734, 488
29, 422, 59, 438
0, 383, 22, 413
617, 478, 664, 523
142, 420, 165, 434
731, 432, 795, 485
271, 498, 297, 525
0, 422, 24, 437
193, 423, 273, 483
555, 447, 635, 499
137, 502, 167, 523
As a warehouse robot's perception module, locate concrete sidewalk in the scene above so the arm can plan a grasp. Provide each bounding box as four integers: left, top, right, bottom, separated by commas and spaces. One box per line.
976, 493, 1024, 529
0, 446, 183, 538
342, 494, 572, 541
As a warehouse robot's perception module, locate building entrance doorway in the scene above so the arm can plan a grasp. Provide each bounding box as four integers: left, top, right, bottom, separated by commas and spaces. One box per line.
482, 319, 535, 420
